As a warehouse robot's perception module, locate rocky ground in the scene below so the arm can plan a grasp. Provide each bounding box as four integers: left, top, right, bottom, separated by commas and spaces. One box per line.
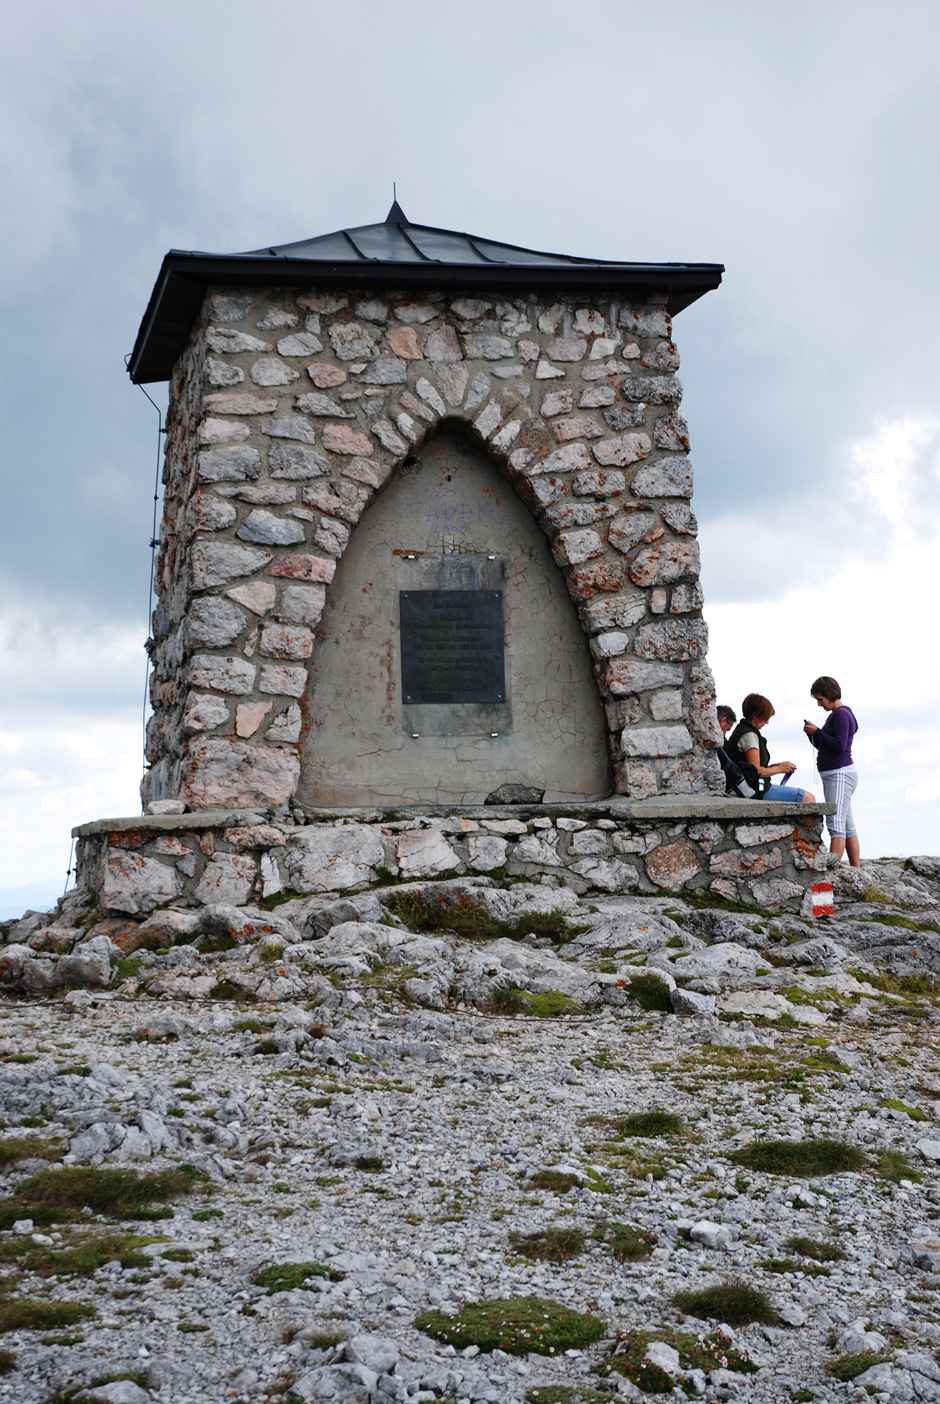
0, 856, 939, 1403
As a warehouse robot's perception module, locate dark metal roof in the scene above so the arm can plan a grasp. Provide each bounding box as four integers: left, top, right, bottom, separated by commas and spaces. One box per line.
129, 203, 723, 384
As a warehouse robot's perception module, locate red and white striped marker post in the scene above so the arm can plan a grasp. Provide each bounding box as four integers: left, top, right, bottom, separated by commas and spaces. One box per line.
811, 881, 834, 917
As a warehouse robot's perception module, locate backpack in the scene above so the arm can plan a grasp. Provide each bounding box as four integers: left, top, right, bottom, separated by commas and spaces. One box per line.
717, 745, 760, 799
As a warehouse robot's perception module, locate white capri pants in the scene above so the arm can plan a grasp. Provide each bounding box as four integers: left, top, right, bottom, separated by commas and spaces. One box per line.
819, 766, 858, 838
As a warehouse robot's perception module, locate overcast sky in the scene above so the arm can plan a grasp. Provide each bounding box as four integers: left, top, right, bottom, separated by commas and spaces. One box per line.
1, 0, 938, 906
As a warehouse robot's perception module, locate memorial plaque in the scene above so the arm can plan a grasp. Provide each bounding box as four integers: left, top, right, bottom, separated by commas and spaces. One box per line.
400, 589, 505, 705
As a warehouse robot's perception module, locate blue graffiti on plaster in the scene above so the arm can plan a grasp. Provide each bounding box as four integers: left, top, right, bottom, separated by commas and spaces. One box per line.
405, 493, 504, 534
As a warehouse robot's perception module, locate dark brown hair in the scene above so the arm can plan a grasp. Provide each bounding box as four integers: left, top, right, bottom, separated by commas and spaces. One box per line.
742, 692, 775, 724
810, 676, 841, 701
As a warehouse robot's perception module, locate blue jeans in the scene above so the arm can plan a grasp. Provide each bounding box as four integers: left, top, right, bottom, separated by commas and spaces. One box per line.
763, 783, 806, 802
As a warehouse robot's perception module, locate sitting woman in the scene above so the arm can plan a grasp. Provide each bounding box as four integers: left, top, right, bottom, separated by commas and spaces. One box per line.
726, 693, 816, 803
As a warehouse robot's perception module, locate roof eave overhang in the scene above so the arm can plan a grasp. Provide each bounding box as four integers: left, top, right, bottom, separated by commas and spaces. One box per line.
128, 251, 724, 385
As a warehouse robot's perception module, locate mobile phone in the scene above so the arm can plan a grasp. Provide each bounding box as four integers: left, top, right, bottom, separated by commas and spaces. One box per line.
780, 770, 795, 785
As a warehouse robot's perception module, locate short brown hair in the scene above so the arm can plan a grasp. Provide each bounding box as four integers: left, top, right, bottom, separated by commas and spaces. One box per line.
810, 676, 841, 701
742, 692, 775, 724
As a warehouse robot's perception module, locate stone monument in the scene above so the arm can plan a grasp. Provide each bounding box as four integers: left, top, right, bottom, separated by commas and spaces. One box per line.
131, 203, 725, 811
70, 206, 829, 915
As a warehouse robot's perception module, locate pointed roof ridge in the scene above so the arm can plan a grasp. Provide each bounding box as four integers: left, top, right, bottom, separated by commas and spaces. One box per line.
385, 199, 408, 225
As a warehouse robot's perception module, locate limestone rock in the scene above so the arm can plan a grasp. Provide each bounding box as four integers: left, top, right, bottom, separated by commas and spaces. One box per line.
484, 784, 545, 805
396, 830, 460, 878
101, 853, 182, 916
55, 950, 112, 988
670, 986, 717, 1016
631, 456, 693, 498
286, 826, 385, 892
190, 541, 272, 589
237, 509, 306, 547
197, 445, 261, 483
194, 854, 258, 906
179, 738, 300, 808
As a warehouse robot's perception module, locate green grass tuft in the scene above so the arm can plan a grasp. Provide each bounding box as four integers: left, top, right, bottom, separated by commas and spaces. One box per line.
251, 1261, 345, 1294
0, 1229, 156, 1277
626, 973, 674, 1013
730, 1137, 866, 1177
0, 1300, 94, 1334
595, 1223, 658, 1262
672, 1280, 778, 1327
527, 1170, 582, 1194
0, 1350, 14, 1374
509, 1228, 585, 1263
826, 1349, 891, 1381
876, 1149, 923, 1184
0, 1163, 205, 1229
611, 1110, 684, 1138
415, 1296, 606, 1355
785, 1236, 846, 1263
0, 1138, 60, 1169
596, 1327, 756, 1393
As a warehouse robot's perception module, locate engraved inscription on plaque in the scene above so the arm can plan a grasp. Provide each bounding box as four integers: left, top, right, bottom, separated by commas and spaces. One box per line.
400, 589, 505, 705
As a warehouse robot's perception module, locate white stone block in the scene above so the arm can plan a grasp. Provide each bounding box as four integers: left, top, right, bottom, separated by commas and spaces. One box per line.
102, 853, 182, 916
188, 655, 257, 696
195, 854, 258, 906
286, 825, 385, 892
620, 726, 692, 757
237, 509, 306, 547
396, 830, 461, 878
593, 433, 651, 467
631, 456, 693, 498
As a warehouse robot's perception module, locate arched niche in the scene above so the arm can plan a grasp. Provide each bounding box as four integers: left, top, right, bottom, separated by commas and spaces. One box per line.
298, 431, 610, 805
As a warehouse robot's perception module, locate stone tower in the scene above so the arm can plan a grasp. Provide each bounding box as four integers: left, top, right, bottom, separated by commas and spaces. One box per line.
130, 205, 725, 812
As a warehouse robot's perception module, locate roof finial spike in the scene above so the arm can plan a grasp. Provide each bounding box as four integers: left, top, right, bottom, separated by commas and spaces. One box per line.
385, 190, 408, 226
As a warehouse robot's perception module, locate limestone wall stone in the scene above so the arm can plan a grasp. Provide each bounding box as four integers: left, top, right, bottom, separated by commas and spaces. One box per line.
75, 799, 829, 917
144, 286, 723, 810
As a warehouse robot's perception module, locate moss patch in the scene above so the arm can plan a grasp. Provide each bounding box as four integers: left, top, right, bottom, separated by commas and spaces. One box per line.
730, 1138, 866, 1177
493, 988, 579, 1018
415, 1296, 606, 1355
251, 1261, 345, 1294
878, 1097, 926, 1121
383, 891, 587, 947
672, 1281, 778, 1327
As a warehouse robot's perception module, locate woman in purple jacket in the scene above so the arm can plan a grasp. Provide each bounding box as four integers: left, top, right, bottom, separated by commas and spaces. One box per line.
803, 676, 860, 867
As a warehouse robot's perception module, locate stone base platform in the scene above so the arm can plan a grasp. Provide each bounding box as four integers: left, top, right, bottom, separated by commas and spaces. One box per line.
74, 796, 834, 917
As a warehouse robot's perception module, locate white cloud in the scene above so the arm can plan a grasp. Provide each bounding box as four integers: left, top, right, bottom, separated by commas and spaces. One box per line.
0, 611, 142, 886
703, 415, 940, 858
